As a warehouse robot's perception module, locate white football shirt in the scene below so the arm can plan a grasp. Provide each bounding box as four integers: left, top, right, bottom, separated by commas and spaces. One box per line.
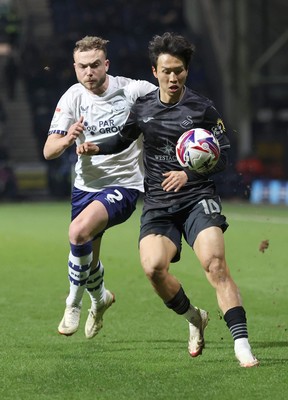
48, 75, 156, 192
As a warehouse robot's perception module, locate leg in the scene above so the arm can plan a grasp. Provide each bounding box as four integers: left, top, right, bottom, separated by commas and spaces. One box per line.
193, 226, 240, 314
66, 200, 108, 305
78, 187, 138, 338
84, 238, 115, 339
140, 234, 208, 357
139, 234, 180, 301
86, 238, 109, 309
58, 200, 109, 336
59, 186, 138, 337
193, 226, 259, 367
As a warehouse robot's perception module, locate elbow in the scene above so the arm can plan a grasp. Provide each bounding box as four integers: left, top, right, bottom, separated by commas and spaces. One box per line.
43, 149, 51, 160
43, 149, 56, 160
209, 151, 229, 175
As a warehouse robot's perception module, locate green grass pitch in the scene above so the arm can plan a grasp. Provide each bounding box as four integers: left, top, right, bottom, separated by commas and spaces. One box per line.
0, 200, 287, 399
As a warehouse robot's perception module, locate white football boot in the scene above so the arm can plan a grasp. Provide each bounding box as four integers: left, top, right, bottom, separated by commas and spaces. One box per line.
58, 305, 81, 336
187, 308, 209, 357
85, 290, 115, 339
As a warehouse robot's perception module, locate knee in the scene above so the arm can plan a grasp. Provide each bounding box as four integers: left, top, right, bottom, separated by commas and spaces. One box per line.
69, 221, 89, 245
141, 254, 168, 283
204, 256, 229, 283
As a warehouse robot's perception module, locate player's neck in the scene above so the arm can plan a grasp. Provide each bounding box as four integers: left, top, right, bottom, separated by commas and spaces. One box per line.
159, 86, 185, 105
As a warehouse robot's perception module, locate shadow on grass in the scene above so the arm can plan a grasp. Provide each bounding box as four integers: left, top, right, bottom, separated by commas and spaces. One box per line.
253, 341, 288, 349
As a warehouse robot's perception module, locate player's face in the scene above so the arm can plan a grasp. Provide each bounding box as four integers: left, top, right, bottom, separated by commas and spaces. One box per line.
74, 49, 110, 94
152, 54, 188, 104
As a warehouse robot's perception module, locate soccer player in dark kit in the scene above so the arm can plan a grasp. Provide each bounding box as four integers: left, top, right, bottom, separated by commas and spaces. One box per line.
77, 32, 259, 367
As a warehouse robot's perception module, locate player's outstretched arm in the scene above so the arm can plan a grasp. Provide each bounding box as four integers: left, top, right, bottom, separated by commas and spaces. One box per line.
77, 130, 136, 156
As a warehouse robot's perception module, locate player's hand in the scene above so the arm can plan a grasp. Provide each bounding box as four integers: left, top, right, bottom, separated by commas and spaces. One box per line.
77, 142, 100, 155
161, 171, 188, 192
65, 116, 84, 146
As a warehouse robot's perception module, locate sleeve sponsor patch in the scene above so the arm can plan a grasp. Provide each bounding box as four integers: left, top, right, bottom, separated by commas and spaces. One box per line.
211, 118, 226, 136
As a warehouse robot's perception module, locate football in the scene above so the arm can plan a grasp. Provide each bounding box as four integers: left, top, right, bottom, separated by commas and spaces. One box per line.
176, 128, 220, 173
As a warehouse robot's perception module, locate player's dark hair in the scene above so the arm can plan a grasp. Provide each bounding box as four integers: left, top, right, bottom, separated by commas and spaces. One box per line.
148, 32, 195, 70
74, 36, 109, 58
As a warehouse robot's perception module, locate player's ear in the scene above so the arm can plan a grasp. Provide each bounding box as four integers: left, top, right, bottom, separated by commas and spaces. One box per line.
105, 59, 110, 72
152, 66, 157, 79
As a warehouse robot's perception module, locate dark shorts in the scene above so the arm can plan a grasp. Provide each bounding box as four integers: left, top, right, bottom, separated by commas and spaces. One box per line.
139, 196, 228, 262
71, 186, 140, 238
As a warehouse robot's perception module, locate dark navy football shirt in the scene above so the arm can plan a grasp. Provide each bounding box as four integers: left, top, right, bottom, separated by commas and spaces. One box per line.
99, 87, 230, 207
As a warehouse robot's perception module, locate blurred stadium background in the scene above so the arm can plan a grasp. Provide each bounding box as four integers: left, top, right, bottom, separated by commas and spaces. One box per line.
0, 0, 287, 204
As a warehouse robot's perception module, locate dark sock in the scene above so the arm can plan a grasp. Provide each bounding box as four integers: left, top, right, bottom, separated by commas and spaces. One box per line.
224, 306, 248, 340
164, 286, 190, 315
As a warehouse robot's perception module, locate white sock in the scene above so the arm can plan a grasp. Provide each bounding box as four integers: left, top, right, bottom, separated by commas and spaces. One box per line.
234, 338, 251, 354
234, 338, 258, 364
66, 251, 92, 307
86, 260, 107, 310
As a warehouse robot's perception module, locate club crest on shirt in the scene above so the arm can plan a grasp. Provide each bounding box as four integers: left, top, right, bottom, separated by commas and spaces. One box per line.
180, 115, 194, 129
111, 99, 126, 113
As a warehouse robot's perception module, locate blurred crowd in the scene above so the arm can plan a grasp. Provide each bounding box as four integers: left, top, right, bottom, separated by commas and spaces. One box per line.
0, 0, 247, 200
3, 0, 283, 201
21, 0, 192, 197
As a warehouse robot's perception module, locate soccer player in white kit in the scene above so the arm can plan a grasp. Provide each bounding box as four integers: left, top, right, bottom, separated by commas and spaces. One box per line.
43, 36, 156, 338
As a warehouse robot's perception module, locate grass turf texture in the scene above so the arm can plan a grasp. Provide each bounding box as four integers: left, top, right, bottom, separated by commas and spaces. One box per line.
0, 200, 287, 399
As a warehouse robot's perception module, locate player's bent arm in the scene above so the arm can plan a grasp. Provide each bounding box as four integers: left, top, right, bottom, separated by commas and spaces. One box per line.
210, 148, 229, 174
96, 133, 131, 154
44, 116, 84, 159
43, 133, 73, 160
97, 123, 142, 155
76, 134, 132, 156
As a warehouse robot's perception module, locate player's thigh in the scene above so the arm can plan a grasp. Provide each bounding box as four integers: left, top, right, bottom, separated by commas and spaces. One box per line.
69, 200, 109, 241
183, 196, 228, 248
70, 187, 139, 240
139, 234, 177, 274
193, 226, 225, 270
140, 207, 182, 262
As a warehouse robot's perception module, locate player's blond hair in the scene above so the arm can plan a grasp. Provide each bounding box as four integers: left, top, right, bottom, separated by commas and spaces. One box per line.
74, 36, 109, 57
